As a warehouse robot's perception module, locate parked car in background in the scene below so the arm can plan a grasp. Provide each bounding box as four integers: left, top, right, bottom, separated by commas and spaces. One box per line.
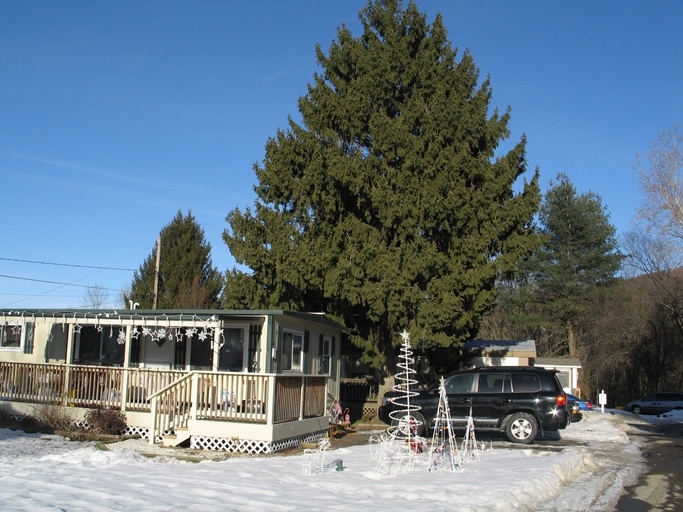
566, 394, 593, 411
627, 392, 683, 415
378, 366, 570, 444
566, 396, 583, 422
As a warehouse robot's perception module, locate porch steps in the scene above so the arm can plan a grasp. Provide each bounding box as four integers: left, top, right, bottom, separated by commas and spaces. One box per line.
162, 427, 191, 448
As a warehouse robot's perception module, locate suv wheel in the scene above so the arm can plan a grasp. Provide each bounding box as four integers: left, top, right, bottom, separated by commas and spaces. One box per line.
505, 413, 538, 444
631, 405, 642, 414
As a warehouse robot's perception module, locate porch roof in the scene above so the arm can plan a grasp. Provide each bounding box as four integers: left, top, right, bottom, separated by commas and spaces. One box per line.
535, 357, 582, 368
0, 308, 348, 331
463, 339, 537, 358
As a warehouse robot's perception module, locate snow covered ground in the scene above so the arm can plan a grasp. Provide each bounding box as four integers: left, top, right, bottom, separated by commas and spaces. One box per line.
1, 410, 681, 511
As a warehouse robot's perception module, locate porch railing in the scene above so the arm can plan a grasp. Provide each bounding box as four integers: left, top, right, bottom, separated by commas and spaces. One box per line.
0, 362, 328, 434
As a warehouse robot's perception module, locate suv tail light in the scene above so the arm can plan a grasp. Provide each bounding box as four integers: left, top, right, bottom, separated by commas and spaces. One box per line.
555, 394, 567, 407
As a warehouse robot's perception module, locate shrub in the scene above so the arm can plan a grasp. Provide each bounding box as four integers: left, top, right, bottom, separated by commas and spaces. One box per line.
29, 403, 76, 432
85, 407, 127, 435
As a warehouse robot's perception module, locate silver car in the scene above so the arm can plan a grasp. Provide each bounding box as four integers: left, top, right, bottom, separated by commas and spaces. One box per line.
627, 392, 683, 415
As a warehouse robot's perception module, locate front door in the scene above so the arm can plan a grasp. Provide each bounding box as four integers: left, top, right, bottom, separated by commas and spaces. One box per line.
219, 327, 249, 372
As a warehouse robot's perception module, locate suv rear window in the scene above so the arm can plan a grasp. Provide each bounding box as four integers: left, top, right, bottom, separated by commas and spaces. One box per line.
511, 373, 541, 392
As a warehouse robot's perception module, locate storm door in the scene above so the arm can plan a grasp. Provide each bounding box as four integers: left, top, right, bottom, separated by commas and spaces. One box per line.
219, 327, 248, 372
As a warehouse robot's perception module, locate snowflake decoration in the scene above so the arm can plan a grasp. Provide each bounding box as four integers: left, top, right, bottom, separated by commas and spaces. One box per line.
142, 327, 152, 337
197, 329, 209, 341
116, 328, 126, 345
150, 328, 167, 343
185, 327, 197, 338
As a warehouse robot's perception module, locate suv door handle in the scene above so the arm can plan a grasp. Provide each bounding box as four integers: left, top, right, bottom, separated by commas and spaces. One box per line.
458, 398, 471, 403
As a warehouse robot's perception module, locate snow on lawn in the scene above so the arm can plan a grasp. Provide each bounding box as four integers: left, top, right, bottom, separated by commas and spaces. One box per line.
1, 410, 673, 512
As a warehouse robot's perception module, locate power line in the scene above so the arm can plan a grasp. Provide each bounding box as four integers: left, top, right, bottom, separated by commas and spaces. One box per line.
0, 274, 122, 292
0, 256, 135, 271
0, 247, 149, 308
0, 292, 82, 298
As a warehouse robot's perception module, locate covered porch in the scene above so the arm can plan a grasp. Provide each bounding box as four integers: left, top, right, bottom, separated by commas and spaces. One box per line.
0, 308, 346, 452
0, 362, 329, 453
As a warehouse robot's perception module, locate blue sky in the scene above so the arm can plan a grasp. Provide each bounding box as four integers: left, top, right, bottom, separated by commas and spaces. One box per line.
1, 1, 681, 309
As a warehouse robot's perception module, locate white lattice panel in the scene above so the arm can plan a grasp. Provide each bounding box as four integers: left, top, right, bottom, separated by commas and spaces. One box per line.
124, 425, 150, 440
190, 430, 326, 454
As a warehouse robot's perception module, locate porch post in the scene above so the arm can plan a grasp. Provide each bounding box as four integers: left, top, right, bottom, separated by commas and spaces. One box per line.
149, 395, 158, 446
120, 327, 133, 412
63, 323, 75, 405
184, 330, 192, 371
265, 316, 274, 373
65, 322, 75, 364
211, 324, 220, 372
190, 372, 199, 420
299, 376, 306, 421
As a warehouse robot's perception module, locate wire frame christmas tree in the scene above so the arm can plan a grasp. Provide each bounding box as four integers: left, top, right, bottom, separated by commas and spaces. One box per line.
387, 330, 423, 444
460, 406, 481, 463
371, 329, 423, 475
428, 377, 461, 472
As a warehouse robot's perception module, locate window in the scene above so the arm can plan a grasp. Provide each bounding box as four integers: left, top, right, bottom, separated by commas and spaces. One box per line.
556, 371, 570, 391
282, 330, 303, 372
319, 335, 333, 374
445, 374, 475, 393
75, 326, 125, 366
477, 373, 506, 393
189, 331, 213, 370
1, 323, 24, 350
510, 373, 541, 392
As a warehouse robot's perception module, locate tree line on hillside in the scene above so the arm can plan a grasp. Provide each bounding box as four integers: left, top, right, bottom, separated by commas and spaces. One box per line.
118, 1, 682, 404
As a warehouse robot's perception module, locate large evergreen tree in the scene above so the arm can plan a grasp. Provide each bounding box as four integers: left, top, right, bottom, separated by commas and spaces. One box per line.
531, 173, 622, 356
223, 0, 540, 371
129, 210, 223, 309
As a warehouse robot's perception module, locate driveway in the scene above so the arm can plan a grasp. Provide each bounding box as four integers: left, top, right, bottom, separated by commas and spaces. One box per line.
614, 420, 683, 511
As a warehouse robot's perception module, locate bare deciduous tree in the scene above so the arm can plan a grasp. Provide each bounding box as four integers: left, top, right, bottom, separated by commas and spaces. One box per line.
80, 284, 110, 309
622, 230, 681, 277
634, 125, 683, 240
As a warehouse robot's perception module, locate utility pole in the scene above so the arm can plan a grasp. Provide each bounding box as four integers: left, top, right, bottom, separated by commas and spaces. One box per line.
152, 235, 161, 310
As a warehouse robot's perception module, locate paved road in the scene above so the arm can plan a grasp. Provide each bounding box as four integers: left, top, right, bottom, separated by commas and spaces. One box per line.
614, 421, 683, 511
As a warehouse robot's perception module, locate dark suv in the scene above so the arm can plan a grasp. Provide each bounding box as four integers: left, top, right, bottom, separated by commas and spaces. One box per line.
378, 366, 570, 444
